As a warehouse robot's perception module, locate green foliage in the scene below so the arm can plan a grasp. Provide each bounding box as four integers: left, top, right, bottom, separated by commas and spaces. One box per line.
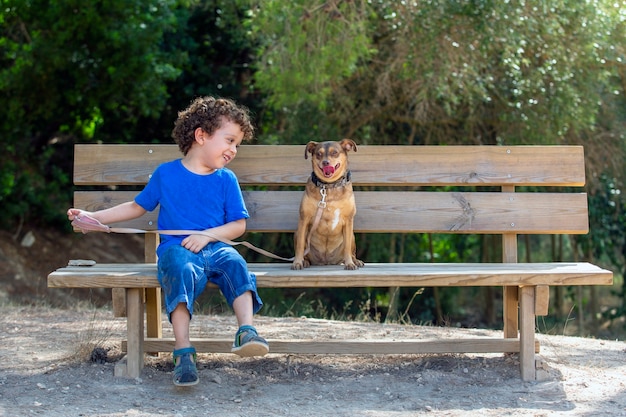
164, 0, 260, 117
0, 144, 71, 229
0, 0, 184, 228
1, 1, 625, 332
1, 0, 182, 136
249, 0, 373, 111
587, 174, 626, 321
247, 1, 626, 330
251, 1, 625, 147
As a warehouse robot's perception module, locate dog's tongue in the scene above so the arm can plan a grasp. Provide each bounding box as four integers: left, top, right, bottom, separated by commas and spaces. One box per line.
323, 165, 335, 177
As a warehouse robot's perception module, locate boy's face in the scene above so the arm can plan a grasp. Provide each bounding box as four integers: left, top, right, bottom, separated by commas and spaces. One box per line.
197, 120, 244, 170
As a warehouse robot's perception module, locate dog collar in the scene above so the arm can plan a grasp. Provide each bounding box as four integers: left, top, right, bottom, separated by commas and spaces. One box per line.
310, 170, 351, 188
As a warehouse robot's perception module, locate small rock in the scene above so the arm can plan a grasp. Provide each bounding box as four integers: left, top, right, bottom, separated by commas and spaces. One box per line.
21, 231, 35, 248
90, 347, 108, 364
536, 369, 551, 381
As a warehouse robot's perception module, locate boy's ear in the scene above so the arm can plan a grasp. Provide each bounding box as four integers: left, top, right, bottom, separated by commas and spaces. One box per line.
194, 127, 205, 143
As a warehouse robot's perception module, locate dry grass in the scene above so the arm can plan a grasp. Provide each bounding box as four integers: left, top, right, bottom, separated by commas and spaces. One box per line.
68, 308, 123, 363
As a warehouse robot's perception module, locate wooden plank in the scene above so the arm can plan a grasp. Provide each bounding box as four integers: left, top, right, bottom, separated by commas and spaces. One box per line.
519, 286, 536, 381
143, 233, 162, 341
502, 184, 520, 339
73, 190, 590, 234
131, 338, 541, 355
503, 286, 519, 339
111, 288, 126, 317
124, 288, 144, 379
74, 144, 586, 187
248, 191, 590, 234
535, 285, 550, 316
145, 288, 162, 337
48, 262, 614, 289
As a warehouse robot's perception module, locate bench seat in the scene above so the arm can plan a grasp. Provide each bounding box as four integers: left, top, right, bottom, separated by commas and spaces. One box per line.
49, 262, 611, 289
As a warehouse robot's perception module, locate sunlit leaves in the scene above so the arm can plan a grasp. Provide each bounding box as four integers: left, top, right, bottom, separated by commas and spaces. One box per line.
250, 0, 374, 110
250, 1, 625, 146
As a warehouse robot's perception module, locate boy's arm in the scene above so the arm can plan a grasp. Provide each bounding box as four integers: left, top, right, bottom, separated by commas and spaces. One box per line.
206, 218, 246, 241
180, 218, 247, 254
67, 201, 147, 225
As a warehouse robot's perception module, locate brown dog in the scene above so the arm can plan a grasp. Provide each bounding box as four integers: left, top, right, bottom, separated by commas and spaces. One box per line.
292, 139, 364, 270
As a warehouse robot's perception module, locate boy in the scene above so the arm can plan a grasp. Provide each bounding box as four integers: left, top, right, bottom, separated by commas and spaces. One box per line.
67, 96, 268, 386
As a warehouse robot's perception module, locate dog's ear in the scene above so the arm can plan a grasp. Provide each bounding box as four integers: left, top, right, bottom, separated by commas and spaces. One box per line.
340, 138, 358, 153
304, 141, 318, 159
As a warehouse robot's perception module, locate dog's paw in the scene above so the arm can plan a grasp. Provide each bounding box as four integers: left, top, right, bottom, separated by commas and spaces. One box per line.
344, 263, 360, 270
355, 259, 365, 268
292, 258, 311, 270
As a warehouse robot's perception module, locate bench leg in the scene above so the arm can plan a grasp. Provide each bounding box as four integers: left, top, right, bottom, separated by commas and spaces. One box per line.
118, 288, 144, 378
145, 288, 162, 356
111, 288, 126, 317
503, 286, 519, 338
144, 233, 162, 347
519, 286, 536, 381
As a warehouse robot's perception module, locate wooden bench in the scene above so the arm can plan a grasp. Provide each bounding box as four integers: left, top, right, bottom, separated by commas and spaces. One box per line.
48, 144, 613, 381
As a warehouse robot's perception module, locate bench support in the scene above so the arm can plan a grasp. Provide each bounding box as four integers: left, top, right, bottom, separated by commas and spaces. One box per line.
145, 288, 162, 339
50, 260, 612, 381
143, 234, 162, 343
115, 285, 543, 381
503, 286, 519, 338
519, 286, 536, 381
124, 338, 541, 354
501, 205, 519, 340
534, 285, 550, 316
114, 288, 145, 378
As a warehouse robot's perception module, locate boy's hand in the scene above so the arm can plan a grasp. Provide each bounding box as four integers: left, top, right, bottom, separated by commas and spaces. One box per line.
67, 208, 90, 222
181, 234, 212, 253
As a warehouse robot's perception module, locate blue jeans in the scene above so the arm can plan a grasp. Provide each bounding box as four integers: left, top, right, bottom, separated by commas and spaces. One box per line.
157, 242, 263, 321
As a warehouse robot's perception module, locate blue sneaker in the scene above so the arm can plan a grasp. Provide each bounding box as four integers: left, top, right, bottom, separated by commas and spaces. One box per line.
231, 325, 269, 357
172, 347, 198, 386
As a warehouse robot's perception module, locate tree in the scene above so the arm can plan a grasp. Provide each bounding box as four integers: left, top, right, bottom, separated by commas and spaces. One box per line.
249, 0, 626, 329
0, 0, 183, 229
251, 1, 624, 150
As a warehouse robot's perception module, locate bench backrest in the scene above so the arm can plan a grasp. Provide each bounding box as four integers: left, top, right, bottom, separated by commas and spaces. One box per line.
73, 144, 588, 263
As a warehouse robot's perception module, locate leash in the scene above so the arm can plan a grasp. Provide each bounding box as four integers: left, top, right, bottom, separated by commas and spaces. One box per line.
305, 185, 327, 256
71, 214, 295, 262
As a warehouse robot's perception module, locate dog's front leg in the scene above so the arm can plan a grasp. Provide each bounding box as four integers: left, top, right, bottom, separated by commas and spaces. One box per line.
342, 216, 359, 270
292, 217, 310, 270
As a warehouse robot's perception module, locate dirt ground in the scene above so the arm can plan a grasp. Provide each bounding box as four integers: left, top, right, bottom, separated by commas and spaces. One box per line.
1, 227, 626, 416
1, 306, 626, 417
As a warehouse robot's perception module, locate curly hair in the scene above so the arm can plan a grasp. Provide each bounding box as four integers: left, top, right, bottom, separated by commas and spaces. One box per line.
172, 96, 255, 155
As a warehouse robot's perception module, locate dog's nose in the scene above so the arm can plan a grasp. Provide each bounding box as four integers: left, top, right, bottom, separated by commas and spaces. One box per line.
322, 160, 330, 166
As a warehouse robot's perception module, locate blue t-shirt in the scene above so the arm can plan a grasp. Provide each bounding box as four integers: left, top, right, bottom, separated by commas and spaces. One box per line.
135, 159, 249, 257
